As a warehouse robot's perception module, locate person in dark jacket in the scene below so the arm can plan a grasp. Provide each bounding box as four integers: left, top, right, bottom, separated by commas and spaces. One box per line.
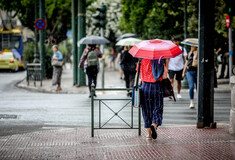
120, 46, 137, 96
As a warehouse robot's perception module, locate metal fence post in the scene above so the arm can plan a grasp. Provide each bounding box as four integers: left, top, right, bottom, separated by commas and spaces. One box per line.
91, 83, 95, 137
138, 107, 141, 136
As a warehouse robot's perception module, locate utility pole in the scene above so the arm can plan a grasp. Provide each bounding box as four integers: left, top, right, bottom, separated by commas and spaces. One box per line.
72, 0, 78, 85
100, 28, 105, 88
182, 0, 189, 89
39, 0, 46, 77
227, 7, 233, 79
93, 3, 107, 88
77, 0, 86, 86
33, 0, 40, 63
197, 0, 216, 128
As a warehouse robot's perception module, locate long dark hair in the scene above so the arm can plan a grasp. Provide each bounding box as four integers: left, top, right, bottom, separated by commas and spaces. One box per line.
88, 44, 96, 50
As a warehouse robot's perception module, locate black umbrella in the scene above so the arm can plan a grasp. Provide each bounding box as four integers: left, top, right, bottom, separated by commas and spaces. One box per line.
77, 36, 110, 46
116, 33, 138, 41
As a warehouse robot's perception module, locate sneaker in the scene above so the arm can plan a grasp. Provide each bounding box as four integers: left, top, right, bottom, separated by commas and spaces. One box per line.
177, 94, 182, 99
189, 103, 195, 109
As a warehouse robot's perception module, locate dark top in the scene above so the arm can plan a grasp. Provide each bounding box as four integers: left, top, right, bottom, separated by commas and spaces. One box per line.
120, 50, 137, 73
187, 52, 197, 71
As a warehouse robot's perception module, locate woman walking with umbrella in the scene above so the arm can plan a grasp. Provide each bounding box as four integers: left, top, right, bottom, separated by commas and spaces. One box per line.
77, 36, 109, 97
129, 39, 182, 139
79, 44, 102, 97
181, 38, 198, 109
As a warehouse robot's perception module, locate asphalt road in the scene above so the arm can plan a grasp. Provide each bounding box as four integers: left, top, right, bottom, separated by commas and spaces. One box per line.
0, 71, 231, 136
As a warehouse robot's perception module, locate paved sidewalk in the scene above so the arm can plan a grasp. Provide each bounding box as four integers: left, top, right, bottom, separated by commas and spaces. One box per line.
17, 63, 231, 94
0, 124, 234, 160
12, 64, 235, 159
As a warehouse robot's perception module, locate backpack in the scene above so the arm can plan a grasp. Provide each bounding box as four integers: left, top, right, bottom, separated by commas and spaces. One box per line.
87, 50, 98, 67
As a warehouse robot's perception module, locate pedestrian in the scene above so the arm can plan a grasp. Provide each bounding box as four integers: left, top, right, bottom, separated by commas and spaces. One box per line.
51, 45, 63, 91
108, 47, 116, 71
120, 46, 137, 96
78, 44, 102, 98
216, 35, 229, 79
182, 46, 198, 109
139, 58, 168, 139
116, 46, 124, 80
168, 36, 187, 99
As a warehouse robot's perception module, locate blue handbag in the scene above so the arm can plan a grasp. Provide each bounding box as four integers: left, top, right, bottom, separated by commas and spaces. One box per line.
132, 61, 142, 108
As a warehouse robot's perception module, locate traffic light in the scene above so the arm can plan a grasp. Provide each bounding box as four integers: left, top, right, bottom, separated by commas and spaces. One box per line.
93, 3, 106, 28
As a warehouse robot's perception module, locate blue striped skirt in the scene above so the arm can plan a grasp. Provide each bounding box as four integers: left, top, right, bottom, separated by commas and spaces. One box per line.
141, 81, 164, 128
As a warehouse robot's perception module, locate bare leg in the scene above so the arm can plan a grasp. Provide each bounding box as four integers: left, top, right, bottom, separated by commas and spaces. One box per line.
170, 79, 174, 89
152, 123, 158, 128
146, 128, 151, 138
56, 83, 62, 91
177, 80, 181, 94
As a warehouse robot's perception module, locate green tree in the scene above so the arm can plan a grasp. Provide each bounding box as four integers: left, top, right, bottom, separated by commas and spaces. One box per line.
120, 0, 185, 40
119, 0, 234, 44
86, 0, 123, 46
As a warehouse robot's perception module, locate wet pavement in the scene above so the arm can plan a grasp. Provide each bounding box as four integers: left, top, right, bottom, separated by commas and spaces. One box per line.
0, 63, 234, 159
0, 125, 234, 160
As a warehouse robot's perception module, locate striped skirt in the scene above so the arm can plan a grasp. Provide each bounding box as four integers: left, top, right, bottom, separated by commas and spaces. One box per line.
141, 81, 164, 128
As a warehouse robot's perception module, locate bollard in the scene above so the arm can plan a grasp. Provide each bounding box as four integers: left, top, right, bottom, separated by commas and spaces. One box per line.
230, 76, 235, 136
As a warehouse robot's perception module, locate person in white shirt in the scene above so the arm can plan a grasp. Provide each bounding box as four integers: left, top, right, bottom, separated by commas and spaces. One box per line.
168, 37, 187, 99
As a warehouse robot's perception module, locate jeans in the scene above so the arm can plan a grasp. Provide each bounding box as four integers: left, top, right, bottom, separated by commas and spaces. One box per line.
186, 71, 197, 100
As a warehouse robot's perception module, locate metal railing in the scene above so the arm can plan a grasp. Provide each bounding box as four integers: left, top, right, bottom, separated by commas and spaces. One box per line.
91, 86, 141, 137
26, 63, 42, 86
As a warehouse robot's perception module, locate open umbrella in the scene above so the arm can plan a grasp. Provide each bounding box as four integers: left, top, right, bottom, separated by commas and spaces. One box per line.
116, 33, 138, 41
116, 37, 142, 46
181, 38, 198, 47
129, 39, 183, 59
77, 36, 110, 46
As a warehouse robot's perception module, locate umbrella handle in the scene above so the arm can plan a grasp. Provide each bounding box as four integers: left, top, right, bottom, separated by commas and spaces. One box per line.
158, 56, 164, 64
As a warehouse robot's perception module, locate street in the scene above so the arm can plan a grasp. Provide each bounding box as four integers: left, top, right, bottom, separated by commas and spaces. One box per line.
0, 71, 231, 137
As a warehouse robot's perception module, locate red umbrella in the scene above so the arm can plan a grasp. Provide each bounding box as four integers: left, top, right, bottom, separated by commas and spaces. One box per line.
129, 39, 183, 59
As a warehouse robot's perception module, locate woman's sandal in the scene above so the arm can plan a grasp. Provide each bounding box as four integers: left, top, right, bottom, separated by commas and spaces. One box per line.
151, 125, 157, 139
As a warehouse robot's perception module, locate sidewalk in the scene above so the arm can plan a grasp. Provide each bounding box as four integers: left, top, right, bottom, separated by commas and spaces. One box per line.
8, 64, 235, 159
0, 124, 234, 159
17, 63, 231, 94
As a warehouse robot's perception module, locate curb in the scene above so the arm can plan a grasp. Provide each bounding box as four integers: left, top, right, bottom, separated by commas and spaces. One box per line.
16, 77, 231, 94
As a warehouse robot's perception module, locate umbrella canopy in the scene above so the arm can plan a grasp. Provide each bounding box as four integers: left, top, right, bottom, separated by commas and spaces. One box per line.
181, 38, 198, 47
129, 39, 183, 59
116, 33, 138, 41
77, 36, 110, 45
116, 37, 142, 46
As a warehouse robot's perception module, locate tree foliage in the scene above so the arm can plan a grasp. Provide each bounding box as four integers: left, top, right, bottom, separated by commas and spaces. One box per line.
86, 0, 122, 47
120, 0, 185, 40
119, 0, 234, 48
0, 0, 72, 44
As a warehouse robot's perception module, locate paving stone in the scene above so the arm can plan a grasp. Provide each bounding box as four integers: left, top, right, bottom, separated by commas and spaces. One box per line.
0, 125, 234, 160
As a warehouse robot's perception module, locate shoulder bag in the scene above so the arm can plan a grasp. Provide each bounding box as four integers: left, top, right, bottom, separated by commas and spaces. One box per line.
52, 59, 63, 67
161, 78, 176, 101
132, 61, 142, 108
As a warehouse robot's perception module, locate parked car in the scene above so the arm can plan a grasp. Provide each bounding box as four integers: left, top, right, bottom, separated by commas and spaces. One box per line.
0, 51, 19, 72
